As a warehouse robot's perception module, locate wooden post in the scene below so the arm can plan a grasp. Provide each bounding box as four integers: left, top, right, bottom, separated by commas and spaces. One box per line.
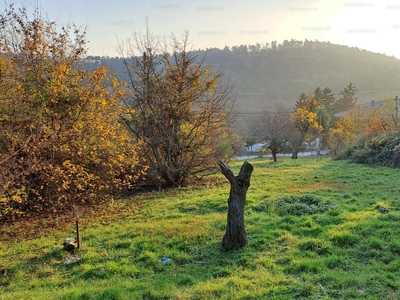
218, 160, 254, 251
75, 219, 80, 249
73, 205, 81, 250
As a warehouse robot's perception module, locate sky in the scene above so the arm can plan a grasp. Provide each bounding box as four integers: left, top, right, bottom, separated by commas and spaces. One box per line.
3, 0, 400, 59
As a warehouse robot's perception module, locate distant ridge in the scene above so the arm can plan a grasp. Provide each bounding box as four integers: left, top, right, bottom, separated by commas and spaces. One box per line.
84, 39, 400, 112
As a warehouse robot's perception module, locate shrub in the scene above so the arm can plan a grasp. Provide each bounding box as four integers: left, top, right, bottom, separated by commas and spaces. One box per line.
0, 6, 145, 220
350, 131, 400, 167
275, 194, 336, 216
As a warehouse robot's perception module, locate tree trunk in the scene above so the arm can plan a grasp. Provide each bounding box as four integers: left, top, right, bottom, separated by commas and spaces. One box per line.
272, 152, 278, 162
291, 151, 298, 159
218, 160, 254, 251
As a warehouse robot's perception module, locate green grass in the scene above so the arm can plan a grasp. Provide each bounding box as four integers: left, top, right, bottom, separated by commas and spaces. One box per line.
1, 156, 400, 299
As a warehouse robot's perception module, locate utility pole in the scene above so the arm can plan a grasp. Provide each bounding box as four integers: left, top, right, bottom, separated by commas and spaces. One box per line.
318, 113, 322, 150
396, 96, 399, 126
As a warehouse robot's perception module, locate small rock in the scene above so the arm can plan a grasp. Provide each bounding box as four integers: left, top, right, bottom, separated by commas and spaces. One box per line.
63, 257, 81, 265
63, 238, 77, 252
377, 207, 389, 213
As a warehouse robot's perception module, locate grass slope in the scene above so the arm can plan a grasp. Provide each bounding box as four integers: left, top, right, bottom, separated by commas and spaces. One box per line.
1, 156, 400, 299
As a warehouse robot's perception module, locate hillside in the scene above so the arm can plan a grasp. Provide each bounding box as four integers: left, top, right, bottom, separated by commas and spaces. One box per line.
84, 40, 400, 113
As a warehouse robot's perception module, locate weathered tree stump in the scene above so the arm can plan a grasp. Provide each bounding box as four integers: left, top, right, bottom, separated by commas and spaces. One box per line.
218, 160, 254, 251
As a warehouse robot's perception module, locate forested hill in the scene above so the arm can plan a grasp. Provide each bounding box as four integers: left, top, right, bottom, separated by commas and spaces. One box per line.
84, 40, 400, 112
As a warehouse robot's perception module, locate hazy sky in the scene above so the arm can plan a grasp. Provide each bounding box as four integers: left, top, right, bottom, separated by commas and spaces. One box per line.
4, 0, 400, 58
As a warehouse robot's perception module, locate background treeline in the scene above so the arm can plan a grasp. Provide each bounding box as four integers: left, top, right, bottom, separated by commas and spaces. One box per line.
86, 39, 400, 112
2, 4, 400, 222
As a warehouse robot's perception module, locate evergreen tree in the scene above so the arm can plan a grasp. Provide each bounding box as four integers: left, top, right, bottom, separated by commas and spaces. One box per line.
296, 92, 307, 109
334, 82, 358, 113
321, 87, 336, 113
313, 87, 323, 103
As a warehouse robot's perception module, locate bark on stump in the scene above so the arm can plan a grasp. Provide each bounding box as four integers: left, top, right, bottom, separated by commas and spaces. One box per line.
218, 160, 254, 251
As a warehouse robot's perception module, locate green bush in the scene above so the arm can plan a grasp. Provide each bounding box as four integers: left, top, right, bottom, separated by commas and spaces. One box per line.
335, 131, 400, 167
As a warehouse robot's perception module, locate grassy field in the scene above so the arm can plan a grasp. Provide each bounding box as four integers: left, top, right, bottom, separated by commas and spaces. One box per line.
1, 156, 400, 299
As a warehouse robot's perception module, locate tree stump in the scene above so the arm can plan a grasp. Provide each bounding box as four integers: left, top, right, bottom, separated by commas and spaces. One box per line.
218, 160, 254, 251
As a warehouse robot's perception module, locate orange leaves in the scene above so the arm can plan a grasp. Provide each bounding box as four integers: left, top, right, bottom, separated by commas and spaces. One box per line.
366, 121, 388, 134
329, 105, 389, 152
333, 106, 385, 138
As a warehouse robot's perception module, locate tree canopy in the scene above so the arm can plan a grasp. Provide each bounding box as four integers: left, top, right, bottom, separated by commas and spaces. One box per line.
0, 5, 144, 220
119, 30, 237, 186
251, 103, 291, 162
333, 82, 358, 113
289, 94, 323, 158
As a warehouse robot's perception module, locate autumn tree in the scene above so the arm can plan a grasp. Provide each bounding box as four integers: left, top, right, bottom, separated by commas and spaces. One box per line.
120, 29, 236, 186
379, 98, 399, 130
329, 105, 387, 154
289, 94, 323, 158
0, 5, 143, 220
251, 103, 291, 162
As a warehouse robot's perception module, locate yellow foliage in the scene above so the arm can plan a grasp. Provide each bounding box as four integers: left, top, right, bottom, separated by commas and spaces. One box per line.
0, 7, 146, 220
291, 95, 323, 134
329, 105, 387, 151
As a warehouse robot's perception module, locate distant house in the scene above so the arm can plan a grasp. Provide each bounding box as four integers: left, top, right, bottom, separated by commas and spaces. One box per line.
251, 143, 266, 152
242, 143, 266, 155
333, 100, 384, 118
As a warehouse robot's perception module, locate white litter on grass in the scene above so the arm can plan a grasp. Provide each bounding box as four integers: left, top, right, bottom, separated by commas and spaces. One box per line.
159, 257, 171, 264
63, 257, 81, 265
